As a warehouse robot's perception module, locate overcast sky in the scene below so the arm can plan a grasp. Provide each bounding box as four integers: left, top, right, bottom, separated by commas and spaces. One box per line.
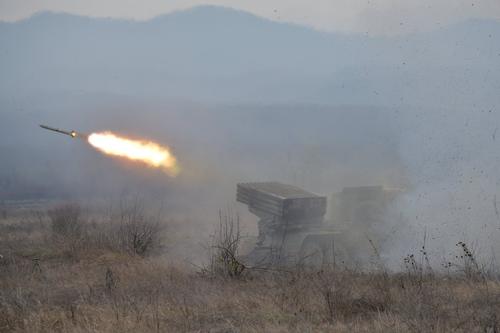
0, 0, 499, 35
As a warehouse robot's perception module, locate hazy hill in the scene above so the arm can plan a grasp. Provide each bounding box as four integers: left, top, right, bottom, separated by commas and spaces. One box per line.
0, 6, 499, 106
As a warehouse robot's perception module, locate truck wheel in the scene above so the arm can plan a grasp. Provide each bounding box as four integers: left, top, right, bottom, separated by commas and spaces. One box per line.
330, 243, 349, 267
299, 237, 350, 268
299, 240, 326, 268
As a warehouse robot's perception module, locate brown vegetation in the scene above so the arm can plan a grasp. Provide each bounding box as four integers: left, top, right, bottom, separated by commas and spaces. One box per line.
0, 204, 499, 333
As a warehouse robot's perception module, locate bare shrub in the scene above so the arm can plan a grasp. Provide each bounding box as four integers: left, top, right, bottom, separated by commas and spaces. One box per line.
401, 233, 436, 292
47, 203, 83, 239
204, 210, 246, 278
115, 196, 162, 256
43, 197, 165, 258
454, 241, 485, 281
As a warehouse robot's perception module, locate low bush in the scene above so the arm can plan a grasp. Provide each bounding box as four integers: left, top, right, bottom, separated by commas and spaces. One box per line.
47, 203, 83, 239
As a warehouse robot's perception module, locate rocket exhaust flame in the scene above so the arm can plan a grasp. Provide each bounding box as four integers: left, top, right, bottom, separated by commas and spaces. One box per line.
87, 132, 179, 176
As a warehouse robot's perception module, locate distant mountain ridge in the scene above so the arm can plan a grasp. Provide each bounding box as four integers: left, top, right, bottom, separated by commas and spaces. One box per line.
0, 5, 499, 106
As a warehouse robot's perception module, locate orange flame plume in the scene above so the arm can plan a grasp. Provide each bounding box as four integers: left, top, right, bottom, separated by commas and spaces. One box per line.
87, 132, 179, 176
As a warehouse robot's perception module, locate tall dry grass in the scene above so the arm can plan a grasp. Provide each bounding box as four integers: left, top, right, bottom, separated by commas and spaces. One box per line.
0, 204, 499, 332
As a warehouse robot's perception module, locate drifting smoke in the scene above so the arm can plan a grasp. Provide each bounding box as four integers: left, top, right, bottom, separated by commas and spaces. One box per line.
87, 132, 179, 176
380, 106, 500, 270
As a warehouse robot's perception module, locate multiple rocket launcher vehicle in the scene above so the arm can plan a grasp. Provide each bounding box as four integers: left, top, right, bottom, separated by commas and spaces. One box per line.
237, 182, 400, 266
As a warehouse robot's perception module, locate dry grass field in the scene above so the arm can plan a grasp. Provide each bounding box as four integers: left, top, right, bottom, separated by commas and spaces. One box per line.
1, 203, 499, 333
